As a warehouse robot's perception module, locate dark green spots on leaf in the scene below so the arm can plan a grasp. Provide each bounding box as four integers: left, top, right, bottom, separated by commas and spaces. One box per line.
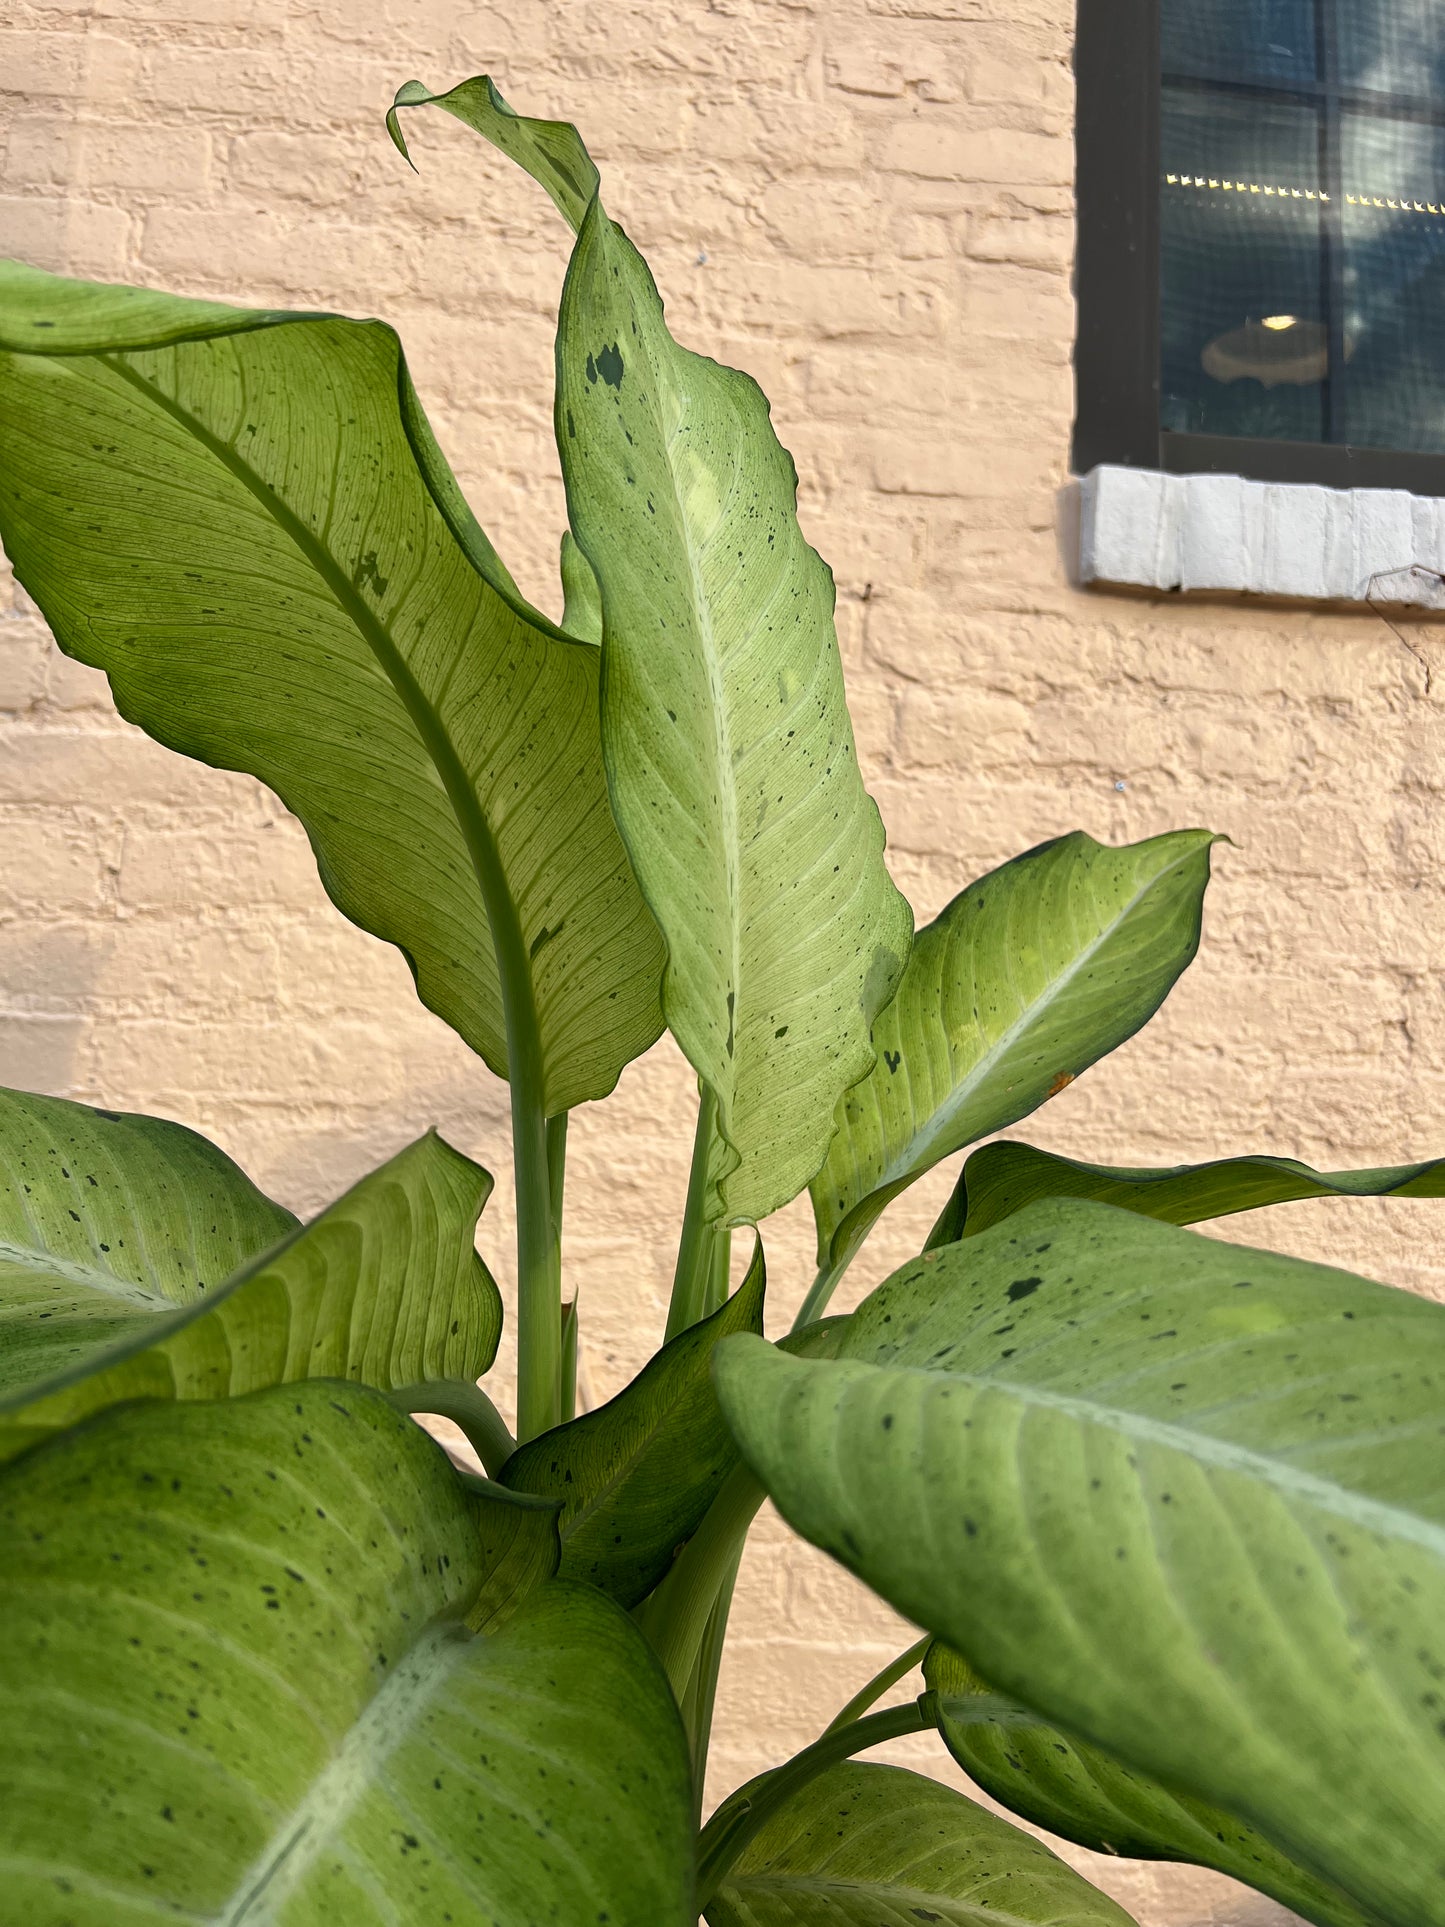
884, 1049, 901, 1074
725, 990, 735, 1059
1007, 1276, 1042, 1302
596, 341, 624, 389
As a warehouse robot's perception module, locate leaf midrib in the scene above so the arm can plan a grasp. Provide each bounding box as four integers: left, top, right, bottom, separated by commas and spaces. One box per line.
0, 1238, 173, 1309
889, 1361, 1445, 1556
221, 1621, 469, 1924
97, 347, 545, 1097
0, 1211, 314, 1420
868, 844, 1205, 1207
642, 277, 744, 1115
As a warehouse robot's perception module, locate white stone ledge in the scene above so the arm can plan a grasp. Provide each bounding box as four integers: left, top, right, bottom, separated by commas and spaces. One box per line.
1078, 463, 1445, 607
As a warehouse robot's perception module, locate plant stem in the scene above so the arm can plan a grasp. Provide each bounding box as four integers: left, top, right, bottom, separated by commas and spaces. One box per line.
386, 1380, 515, 1477
823, 1635, 932, 1734
704, 1223, 732, 1319
559, 1298, 578, 1424
514, 1081, 561, 1443
791, 1249, 853, 1331
680, 1548, 743, 1822
634, 1463, 765, 1700
667, 1083, 721, 1340
695, 1697, 934, 1907
546, 1113, 575, 1422
546, 1111, 569, 1237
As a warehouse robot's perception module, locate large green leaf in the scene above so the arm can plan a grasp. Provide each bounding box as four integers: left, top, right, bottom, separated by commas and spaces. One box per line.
0, 1119, 501, 1461
503, 1235, 765, 1604
0, 1379, 694, 1924
704, 1760, 1134, 1926
391, 76, 913, 1224
930, 1138, 1445, 1246
0, 1083, 296, 1402
923, 1644, 1371, 1927
810, 831, 1216, 1281
0, 258, 665, 1112
715, 1200, 1445, 1926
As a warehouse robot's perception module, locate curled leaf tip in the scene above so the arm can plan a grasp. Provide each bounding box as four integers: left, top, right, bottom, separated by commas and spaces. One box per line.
386, 80, 439, 170
384, 105, 417, 171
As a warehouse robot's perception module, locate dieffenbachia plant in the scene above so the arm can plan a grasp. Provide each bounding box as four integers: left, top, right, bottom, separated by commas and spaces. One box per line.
0, 76, 1442, 1927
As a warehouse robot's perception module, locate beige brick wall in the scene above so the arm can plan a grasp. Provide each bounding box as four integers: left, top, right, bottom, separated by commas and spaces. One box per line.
3, 2, 1442, 1919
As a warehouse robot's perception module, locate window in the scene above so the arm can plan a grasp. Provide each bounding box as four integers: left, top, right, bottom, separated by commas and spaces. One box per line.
1075, 0, 1445, 492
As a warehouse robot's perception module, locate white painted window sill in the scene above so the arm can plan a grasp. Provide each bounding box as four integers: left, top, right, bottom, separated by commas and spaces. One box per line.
1078, 463, 1445, 607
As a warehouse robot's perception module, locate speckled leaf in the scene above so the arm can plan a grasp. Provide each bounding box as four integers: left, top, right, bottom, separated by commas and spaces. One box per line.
811, 831, 1216, 1277
928, 1139, 1445, 1247
392, 76, 913, 1225
0, 1084, 296, 1407
0, 259, 665, 1112
503, 1236, 765, 1604
0, 1125, 501, 1462
923, 1644, 1372, 1927
715, 1200, 1445, 1927
704, 1760, 1134, 1926
0, 1380, 694, 1925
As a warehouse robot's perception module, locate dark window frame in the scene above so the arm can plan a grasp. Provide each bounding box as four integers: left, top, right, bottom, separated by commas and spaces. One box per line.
1073, 0, 1445, 494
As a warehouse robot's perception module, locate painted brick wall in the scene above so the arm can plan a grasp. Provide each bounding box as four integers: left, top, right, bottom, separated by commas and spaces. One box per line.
3, 2, 1442, 1919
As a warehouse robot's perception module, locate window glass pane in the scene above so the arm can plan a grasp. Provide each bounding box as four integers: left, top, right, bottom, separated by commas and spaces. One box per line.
1161, 87, 1327, 442
1340, 114, 1445, 451
1162, 0, 1316, 87
1338, 0, 1445, 102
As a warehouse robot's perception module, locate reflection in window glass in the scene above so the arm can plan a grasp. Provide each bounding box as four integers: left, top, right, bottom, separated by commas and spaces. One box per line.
1341, 115, 1445, 451
1161, 89, 1326, 441
1162, 0, 1316, 86
1338, 0, 1445, 100
1158, 0, 1445, 458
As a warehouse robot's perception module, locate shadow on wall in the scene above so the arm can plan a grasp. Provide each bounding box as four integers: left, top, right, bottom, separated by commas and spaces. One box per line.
0, 931, 111, 1102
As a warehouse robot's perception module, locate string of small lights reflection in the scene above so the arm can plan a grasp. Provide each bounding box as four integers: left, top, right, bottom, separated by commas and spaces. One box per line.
1166, 173, 1445, 215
